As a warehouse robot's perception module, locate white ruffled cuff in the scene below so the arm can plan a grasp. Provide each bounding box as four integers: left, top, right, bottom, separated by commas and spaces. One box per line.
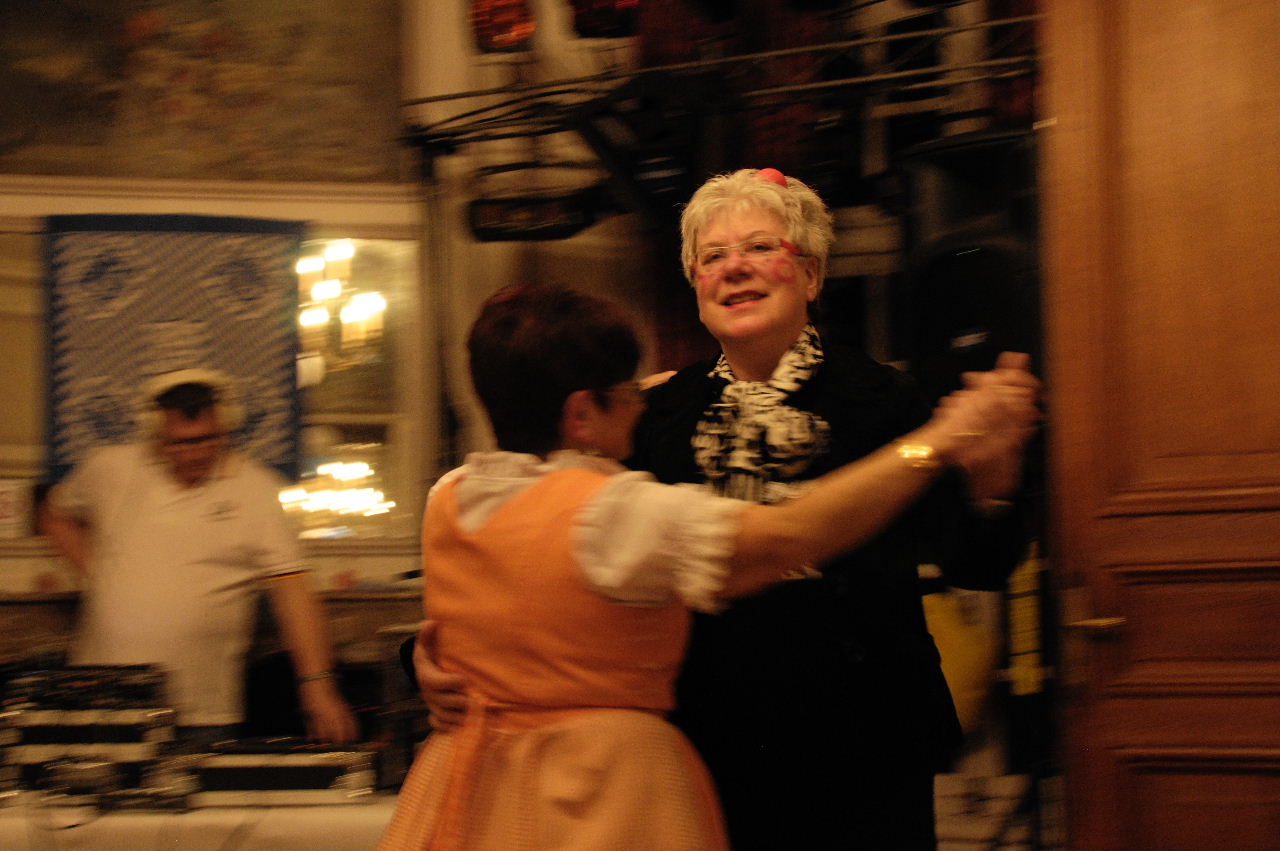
576, 476, 748, 614
660, 485, 743, 613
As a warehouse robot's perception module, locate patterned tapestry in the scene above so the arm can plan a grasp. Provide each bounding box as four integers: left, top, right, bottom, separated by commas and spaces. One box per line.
44, 214, 303, 483
0, 0, 402, 182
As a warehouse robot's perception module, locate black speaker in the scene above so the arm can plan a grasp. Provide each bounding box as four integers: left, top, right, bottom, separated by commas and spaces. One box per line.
895, 129, 1040, 404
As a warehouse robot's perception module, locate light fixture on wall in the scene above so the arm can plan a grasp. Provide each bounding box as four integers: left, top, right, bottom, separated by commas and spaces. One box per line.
295, 240, 390, 357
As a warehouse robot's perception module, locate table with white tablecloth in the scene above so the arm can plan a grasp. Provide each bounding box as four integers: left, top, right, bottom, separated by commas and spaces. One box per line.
0, 793, 398, 851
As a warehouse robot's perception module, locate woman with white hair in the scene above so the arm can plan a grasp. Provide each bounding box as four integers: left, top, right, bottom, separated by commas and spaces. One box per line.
413, 170, 1040, 850
628, 167, 1039, 851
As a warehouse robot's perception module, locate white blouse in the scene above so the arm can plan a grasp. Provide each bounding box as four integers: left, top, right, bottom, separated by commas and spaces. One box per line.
429, 450, 750, 613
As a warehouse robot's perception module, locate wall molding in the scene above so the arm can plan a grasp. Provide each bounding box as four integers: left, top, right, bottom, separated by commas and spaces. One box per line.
0, 175, 423, 237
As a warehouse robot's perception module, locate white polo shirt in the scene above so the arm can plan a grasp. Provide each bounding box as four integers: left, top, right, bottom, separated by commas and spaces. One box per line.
52, 443, 302, 726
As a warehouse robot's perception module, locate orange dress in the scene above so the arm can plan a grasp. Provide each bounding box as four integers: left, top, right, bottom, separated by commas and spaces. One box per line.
377, 468, 728, 851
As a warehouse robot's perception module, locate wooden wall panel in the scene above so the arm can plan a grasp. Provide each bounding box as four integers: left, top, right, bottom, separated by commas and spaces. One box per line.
1117, 749, 1280, 851
1097, 562, 1280, 695
1042, 0, 1280, 847
1100, 0, 1280, 512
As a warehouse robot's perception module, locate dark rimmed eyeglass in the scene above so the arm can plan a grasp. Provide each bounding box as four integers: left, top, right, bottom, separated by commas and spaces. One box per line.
696, 235, 804, 270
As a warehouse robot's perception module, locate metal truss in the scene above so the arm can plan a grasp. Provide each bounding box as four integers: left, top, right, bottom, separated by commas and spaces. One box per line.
402, 9, 1040, 158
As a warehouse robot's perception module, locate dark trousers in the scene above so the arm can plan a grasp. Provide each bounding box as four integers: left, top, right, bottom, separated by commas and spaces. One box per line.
685, 717, 939, 851
710, 746, 937, 851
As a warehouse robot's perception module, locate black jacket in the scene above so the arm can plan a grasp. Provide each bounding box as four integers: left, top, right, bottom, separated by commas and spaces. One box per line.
628, 344, 1027, 850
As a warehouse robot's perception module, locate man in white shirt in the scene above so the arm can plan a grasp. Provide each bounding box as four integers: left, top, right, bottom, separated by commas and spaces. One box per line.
41, 369, 357, 746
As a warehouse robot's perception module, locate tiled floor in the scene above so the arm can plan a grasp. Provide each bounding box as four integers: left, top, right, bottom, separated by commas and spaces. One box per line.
933, 708, 1063, 851
936, 772, 1037, 851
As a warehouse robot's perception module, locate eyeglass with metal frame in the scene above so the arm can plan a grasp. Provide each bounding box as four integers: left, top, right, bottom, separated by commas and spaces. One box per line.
600, 381, 644, 406
695, 235, 804, 270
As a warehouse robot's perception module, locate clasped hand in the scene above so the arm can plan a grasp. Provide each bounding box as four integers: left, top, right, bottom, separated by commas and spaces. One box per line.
931, 351, 1042, 501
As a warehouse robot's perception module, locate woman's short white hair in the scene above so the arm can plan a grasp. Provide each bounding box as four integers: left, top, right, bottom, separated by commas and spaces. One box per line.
679, 168, 836, 285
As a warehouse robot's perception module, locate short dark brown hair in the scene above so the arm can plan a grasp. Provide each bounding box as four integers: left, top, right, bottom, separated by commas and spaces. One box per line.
467, 284, 641, 454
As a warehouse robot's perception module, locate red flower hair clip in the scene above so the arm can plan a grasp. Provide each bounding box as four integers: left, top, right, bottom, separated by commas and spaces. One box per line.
757, 168, 788, 188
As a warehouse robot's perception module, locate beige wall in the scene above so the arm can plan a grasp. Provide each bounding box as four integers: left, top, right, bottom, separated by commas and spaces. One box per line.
0, 232, 43, 470
0, 0, 655, 592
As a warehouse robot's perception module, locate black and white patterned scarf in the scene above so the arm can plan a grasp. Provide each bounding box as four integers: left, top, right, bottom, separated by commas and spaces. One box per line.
693, 325, 831, 504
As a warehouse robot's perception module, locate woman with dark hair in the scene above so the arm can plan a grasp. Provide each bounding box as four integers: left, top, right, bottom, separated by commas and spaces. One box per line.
377, 283, 1036, 850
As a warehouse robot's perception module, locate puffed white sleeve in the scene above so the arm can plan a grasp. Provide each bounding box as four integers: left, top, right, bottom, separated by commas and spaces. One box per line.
574, 471, 750, 613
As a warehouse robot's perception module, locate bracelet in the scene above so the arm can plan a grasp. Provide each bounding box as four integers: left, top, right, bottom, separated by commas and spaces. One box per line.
895, 441, 942, 471
297, 670, 335, 683
972, 497, 1014, 518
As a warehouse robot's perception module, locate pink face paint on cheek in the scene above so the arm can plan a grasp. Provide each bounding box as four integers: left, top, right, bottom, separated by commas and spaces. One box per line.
694, 267, 719, 292
696, 273, 716, 303
768, 257, 797, 282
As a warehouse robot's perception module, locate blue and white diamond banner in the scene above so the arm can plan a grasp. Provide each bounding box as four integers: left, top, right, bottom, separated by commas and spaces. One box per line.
44, 214, 304, 483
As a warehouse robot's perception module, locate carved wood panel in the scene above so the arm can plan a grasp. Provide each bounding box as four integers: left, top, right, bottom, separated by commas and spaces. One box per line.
1116, 748, 1280, 851
1042, 0, 1280, 847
